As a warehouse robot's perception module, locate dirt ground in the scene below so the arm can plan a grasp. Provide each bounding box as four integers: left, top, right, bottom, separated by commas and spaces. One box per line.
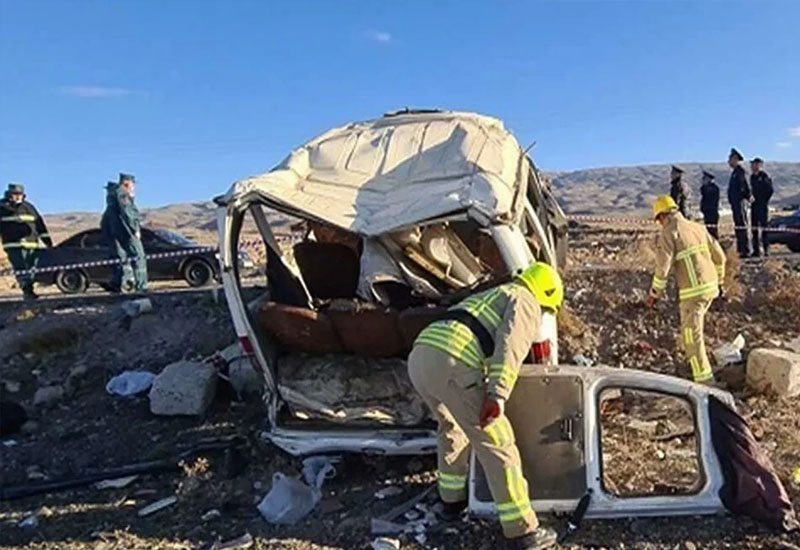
2, 228, 800, 550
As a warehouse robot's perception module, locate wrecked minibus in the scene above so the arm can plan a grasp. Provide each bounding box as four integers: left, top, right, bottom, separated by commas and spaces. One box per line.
216, 110, 733, 518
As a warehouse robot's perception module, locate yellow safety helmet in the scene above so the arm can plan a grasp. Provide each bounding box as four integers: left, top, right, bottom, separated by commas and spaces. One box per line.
652, 194, 678, 221
516, 262, 564, 312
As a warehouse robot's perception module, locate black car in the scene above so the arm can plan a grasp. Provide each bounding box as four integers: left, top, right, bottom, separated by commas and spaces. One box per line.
766, 209, 800, 253
35, 228, 221, 294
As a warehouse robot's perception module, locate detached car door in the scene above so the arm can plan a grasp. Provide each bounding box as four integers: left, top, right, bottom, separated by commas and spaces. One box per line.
469, 366, 727, 520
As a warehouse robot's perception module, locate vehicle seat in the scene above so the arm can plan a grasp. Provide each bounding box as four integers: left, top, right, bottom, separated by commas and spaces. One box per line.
293, 241, 360, 299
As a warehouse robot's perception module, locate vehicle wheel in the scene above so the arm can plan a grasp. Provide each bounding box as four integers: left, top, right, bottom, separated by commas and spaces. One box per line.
183, 259, 213, 287
56, 269, 89, 294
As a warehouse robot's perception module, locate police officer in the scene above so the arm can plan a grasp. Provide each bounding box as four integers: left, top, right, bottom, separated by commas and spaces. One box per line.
669, 165, 690, 218
700, 171, 720, 240
0, 183, 52, 299
750, 157, 773, 257
103, 173, 148, 292
727, 148, 752, 258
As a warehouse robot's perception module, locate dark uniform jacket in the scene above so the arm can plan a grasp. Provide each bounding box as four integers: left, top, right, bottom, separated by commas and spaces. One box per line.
0, 199, 52, 249
101, 184, 141, 245
670, 178, 690, 216
700, 182, 720, 222
728, 165, 751, 204
750, 172, 773, 206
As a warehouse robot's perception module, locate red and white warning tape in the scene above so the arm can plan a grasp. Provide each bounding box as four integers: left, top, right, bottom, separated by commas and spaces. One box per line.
1, 246, 217, 278
567, 214, 800, 235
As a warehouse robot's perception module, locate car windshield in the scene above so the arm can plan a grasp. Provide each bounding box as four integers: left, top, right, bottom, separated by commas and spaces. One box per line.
153, 229, 196, 246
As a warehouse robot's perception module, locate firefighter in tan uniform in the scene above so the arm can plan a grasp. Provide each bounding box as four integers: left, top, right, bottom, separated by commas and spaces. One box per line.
649, 195, 726, 384
408, 262, 563, 550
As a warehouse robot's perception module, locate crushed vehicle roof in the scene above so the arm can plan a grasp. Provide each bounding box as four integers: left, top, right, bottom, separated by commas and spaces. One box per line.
221, 111, 529, 236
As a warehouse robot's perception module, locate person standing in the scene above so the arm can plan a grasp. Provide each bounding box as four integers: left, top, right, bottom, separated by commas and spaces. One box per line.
0, 183, 53, 299
649, 195, 725, 385
727, 148, 752, 258
669, 165, 690, 218
408, 262, 563, 550
105, 173, 148, 293
749, 157, 773, 257
700, 171, 721, 240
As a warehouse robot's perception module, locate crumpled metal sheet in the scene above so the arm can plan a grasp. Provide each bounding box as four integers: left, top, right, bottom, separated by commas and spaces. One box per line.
222, 111, 523, 236
277, 354, 429, 426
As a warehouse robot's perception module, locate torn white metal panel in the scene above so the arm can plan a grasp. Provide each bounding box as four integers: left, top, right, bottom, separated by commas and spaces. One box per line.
221, 111, 525, 236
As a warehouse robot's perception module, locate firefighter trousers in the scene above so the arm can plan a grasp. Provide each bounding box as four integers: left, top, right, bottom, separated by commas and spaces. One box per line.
679, 296, 715, 383
407, 344, 537, 539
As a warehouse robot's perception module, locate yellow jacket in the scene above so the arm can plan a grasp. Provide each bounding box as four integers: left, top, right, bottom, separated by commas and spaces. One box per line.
651, 213, 725, 301
415, 282, 541, 400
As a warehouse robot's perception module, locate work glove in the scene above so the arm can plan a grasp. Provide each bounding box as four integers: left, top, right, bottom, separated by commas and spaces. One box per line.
479, 396, 505, 428
647, 289, 659, 309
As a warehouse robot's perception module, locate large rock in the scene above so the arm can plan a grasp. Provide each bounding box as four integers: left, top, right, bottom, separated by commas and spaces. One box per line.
746, 348, 800, 397
149, 361, 217, 416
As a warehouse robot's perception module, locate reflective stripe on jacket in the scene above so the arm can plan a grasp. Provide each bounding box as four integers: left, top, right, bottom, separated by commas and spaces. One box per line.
0, 199, 51, 249
415, 281, 541, 400
651, 213, 726, 301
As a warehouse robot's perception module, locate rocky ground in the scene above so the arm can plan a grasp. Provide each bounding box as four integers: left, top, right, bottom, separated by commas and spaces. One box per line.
2, 227, 800, 550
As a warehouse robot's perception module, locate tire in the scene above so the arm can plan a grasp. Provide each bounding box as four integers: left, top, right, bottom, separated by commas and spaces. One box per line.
56, 269, 89, 294
183, 258, 213, 287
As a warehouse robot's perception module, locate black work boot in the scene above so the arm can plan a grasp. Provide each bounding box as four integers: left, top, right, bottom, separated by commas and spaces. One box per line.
22, 286, 38, 300
507, 527, 558, 550
434, 499, 467, 522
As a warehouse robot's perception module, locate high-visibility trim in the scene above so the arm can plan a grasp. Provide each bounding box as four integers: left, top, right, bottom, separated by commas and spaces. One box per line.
460, 287, 504, 330
652, 276, 667, 291
716, 264, 724, 279
488, 364, 517, 389
415, 322, 485, 370
683, 256, 699, 287
675, 244, 709, 260
3, 241, 40, 250
684, 328, 694, 346
0, 214, 36, 223
498, 466, 530, 525
485, 416, 514, 447
438, 472, 468, 490
690, 356, 713, 382
679, 281, 719, 300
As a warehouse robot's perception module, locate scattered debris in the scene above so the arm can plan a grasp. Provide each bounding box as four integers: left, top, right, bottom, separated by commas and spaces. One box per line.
747, 348, 800, 397
4, 380, 21, 393
33, 385, 65, 408
202, 508, 222, 521
371, 537, 400, 550
3, 439, 19, 447
121, 298, 154, 318
94, 475, 139, 490
211, 532, 254, 550
374, 486, 404, 500
573, 353, 595, 368
714, 334, 746, 367
106, 371, 156, 397
257, 473, 321, 525
26, 465, 47, 481
149, 360, 217, 416
17, 510, 40, 528
137, 495, 177, 517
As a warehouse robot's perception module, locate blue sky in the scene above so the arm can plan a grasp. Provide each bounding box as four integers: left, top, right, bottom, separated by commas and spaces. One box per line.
1, 0, 798, 213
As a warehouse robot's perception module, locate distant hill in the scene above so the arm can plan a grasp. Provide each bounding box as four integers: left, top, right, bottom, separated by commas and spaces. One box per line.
40, 162, 799, 243
545, 161, 800, 216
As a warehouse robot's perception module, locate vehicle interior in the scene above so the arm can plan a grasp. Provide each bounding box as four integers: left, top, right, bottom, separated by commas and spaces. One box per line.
230, 180, 560, 433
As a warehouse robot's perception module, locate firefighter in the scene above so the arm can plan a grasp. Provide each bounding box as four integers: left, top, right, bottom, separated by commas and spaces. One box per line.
649, 195, 725, 385
669, 165, 690, 218
749, 157, 773, 257
408, 262, 563, 550
0, 183, 52, 299
727, 148, 752, 258
104, 173, 148, 292
700, 170, 720, 240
